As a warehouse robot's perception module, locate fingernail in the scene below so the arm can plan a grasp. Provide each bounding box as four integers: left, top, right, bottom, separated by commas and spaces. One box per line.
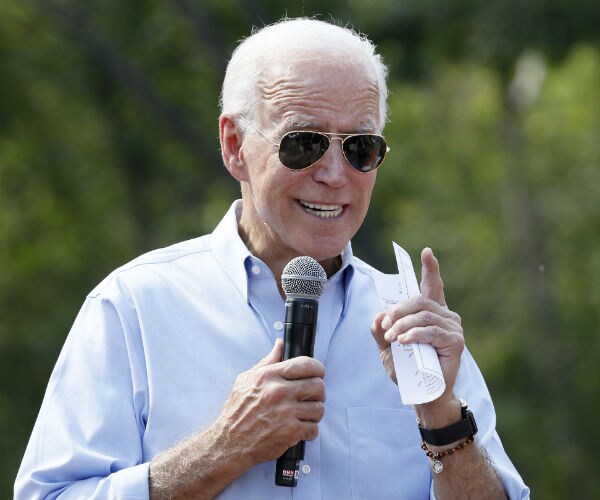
381, 316, 391, 329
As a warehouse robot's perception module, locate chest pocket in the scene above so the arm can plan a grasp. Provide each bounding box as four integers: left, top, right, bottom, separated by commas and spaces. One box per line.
347, 407, 432, 500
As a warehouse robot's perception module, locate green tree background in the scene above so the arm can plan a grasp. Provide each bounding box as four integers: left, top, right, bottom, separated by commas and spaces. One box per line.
1, 1, 599, 498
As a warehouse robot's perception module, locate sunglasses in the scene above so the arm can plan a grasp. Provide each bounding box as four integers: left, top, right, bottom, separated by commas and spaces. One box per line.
239, 117, 389, 173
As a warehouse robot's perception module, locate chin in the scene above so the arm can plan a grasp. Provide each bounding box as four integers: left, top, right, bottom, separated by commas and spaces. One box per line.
302, 241, 347, 262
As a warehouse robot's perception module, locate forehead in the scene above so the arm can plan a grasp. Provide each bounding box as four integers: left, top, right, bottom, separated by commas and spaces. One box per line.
256, 54, 381, 132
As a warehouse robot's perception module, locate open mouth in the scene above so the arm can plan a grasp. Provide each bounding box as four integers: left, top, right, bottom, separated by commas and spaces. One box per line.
299, 200, 344, 218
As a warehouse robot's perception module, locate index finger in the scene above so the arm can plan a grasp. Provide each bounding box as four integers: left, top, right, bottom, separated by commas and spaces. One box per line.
420, 247, 446, 307
381, 295, 458, 328
278, 356, 325, 381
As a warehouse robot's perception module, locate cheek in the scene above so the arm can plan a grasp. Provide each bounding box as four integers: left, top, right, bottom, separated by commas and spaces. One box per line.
247, 165, 291, 213
356, 175, 377, 206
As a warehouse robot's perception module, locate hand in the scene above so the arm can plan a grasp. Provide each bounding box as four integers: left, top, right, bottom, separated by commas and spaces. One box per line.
370, 248, 465, 414
214, 339, 326, 467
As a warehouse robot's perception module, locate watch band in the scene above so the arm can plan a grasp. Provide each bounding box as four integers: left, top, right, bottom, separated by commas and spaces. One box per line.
418, 400, 478, 447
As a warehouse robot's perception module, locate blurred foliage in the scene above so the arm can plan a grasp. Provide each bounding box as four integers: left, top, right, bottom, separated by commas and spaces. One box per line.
1, 0, 599, 498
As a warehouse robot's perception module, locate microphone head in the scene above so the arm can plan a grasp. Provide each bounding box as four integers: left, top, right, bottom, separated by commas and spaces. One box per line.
281, 256, 327, 299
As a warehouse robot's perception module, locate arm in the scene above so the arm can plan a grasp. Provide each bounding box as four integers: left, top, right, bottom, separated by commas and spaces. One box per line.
149, 339, 325, 499
17, 295, 325, 500
15, 296, 152, 499
371, 248, 507, 500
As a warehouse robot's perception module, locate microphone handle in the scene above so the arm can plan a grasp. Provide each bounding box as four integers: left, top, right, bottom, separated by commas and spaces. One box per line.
275, 297, 318, 487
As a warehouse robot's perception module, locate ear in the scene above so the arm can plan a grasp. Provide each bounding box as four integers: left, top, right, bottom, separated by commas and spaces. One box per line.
219, 114, 249, 182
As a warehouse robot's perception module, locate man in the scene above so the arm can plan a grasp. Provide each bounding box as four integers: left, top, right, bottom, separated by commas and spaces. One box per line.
15, 18, 529, 499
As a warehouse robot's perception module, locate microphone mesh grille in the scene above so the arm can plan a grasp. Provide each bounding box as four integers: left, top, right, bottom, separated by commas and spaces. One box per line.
281, 256, 327, 298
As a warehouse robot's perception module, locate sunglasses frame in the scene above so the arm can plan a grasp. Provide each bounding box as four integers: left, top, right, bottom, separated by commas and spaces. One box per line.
238, 116, 390, 173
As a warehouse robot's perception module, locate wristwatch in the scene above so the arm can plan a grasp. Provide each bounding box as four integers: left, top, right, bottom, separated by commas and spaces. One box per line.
418, 399, 478, 446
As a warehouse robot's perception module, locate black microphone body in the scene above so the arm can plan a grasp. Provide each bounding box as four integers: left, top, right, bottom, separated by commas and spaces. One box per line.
275, 256, 327, 488
275, 296, 318, 487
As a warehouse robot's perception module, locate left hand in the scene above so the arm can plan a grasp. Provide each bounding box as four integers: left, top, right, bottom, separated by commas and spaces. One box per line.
370, 248, 465, 407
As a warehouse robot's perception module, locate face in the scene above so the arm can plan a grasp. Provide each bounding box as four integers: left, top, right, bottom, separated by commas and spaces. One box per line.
233, 55, 381, 275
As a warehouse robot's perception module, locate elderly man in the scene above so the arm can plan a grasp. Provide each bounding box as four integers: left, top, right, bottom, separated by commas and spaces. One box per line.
16, 18, 529, 499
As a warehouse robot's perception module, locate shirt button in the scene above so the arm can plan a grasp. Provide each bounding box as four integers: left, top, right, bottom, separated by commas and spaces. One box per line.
273, 321, 283, 331
251, 264, 261, 275
302, 464, 311, 475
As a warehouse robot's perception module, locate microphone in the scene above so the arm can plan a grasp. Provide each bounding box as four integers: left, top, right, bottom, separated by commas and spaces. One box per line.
275, 256, 327, 487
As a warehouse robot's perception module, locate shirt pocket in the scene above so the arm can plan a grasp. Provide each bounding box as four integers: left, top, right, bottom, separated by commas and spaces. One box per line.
347, 407, 431, 500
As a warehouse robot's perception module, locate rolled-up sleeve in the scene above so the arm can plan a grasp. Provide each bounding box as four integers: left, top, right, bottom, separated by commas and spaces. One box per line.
15, 292, 150, 499
429, 349, 530, 500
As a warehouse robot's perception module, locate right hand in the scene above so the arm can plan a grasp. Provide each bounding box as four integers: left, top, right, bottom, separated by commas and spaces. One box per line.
215, 339, 326, 466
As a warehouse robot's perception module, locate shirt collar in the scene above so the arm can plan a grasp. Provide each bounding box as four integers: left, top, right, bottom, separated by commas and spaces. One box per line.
211, 200, 252, 301
337, 243, 355, 316
211, 199, 356, 303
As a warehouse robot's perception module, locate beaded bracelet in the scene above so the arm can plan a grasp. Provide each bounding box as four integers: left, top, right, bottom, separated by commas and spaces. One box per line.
421, 436, 475, 474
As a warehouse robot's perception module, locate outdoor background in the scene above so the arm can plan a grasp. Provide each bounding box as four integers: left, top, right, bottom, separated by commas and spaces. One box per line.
1, 1, 599, 498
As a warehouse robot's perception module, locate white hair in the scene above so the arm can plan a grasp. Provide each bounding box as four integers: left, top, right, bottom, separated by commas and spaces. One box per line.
220, 18, 389, 131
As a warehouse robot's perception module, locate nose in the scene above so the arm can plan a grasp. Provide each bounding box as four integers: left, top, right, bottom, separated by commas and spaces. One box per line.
311, 138, 348, 187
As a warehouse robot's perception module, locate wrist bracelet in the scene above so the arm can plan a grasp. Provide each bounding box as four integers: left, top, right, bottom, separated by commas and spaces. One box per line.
421, 436, 474, 474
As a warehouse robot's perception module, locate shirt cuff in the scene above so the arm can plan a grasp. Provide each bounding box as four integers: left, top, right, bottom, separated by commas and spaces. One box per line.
104, 462, 150, 499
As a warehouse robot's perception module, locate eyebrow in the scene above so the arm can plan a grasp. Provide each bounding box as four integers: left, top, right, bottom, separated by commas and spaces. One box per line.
286, 118, 314, 130
284, 118, 379, 134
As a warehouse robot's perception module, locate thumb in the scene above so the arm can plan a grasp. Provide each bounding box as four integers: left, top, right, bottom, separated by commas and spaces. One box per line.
420, 247, 446, 306
254, 338, 284, 368
370, 311, 391, 351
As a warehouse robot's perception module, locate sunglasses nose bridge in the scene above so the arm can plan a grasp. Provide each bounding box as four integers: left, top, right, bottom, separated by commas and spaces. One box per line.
325, 135, 346, 154
314, 136, 350, 181
321, 135, 347, 163
327, 135, 358, 170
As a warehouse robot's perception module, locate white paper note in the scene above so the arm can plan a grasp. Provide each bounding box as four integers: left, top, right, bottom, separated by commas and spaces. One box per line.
370, 242, 445, 404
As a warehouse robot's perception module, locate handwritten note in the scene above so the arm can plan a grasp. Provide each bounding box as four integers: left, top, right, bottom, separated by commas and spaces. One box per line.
371, 242, 445, 404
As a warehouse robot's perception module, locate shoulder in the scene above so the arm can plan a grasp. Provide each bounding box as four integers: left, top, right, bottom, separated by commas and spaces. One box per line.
88, 234, 214, 299
349, 254, 391, 279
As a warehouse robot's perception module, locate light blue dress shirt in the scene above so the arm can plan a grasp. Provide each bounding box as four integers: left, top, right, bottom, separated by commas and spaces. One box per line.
15, 200, 529, 499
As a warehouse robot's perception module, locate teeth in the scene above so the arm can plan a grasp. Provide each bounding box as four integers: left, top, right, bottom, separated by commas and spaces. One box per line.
299, 200, 344, 218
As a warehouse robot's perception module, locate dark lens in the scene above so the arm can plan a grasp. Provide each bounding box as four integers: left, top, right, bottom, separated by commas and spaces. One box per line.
279, 132, 329, 170
343, 135, 387, 172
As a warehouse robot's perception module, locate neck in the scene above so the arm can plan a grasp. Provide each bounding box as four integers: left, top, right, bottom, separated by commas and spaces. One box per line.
237, 222, 342, 297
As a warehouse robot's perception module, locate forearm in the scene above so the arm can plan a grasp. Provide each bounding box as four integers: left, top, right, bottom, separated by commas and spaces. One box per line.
149, 419, 252, 500
416, 397, 507, 500
149, 344, 325, 499
427, 441, 506, 500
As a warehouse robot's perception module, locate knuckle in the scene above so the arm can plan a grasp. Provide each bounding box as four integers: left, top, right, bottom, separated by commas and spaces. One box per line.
416, 295, 428, 309
304, 382, 324, 403
307, 358, 325, 378
449, 310, 462, 324
261, 381, 286, 405
254, 367, 273, 386
302, 378, 326, 403
454, 332, 465, 350
316, 377, 326, 397
421, 310, 434, 324
314, 401, 325, 420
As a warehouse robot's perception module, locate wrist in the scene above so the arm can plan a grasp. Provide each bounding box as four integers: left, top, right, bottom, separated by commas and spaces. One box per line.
414, 394, 461, 429
417, 398, 478, 449
209, 417, 256, 471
